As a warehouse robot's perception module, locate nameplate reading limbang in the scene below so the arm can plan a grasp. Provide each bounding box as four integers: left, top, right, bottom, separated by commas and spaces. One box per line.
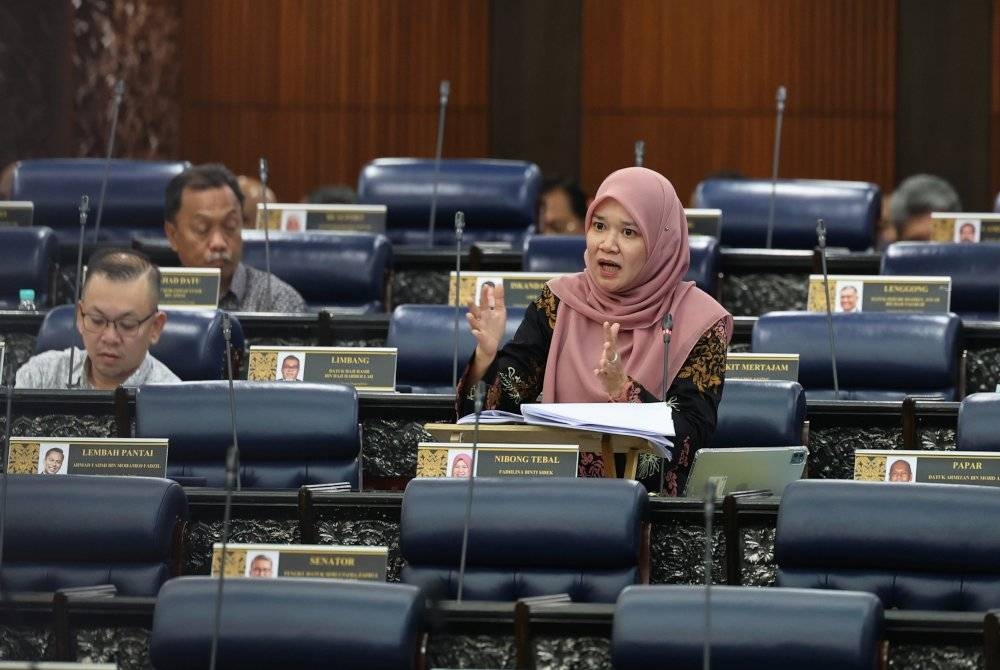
929, 213, 1000, 243
417, 442, 579, 479
725, 353, 799, 382
211, 543, 388, 582
448, 272, 562, 309
685, 208, 722, 238
158, 267, 221, 309
0, 201, 33, 227
855, 449, 1000, 487
807, 275, 951, 314
256, 203, 387, 234
7, 437, 169, 477
247, 345, 397, 391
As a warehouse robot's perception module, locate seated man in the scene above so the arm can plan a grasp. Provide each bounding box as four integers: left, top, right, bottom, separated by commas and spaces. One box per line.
888, 174, 962, 243
164, 164, 306, 312
16, 248, 180, 389
537, 176, 587, 235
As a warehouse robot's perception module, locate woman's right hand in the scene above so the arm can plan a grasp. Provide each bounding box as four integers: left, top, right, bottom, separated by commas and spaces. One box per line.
466, 282, 507, 364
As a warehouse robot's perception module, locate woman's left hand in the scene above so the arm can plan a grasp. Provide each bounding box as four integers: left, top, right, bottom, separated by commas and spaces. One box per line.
595, 321, 628, 396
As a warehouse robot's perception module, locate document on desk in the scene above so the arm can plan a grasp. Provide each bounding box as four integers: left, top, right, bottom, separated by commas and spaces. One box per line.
456, 410, 526, 425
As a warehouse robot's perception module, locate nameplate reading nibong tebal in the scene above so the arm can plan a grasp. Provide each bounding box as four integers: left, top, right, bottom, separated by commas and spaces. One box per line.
685, 208, 722, 238
247, 345, 397, 391
855, 449, 1000, 487
255, 203, 387, 234
211, 543, 388, 582
417, 442, 580, 479
158, 267, 221, 309
806, 275, 951, 314
448, 272, 562, 309
930, 213, 1000, 243
7, 437, 169, 478
0, 201, 33, 227
725, 353, 799, 382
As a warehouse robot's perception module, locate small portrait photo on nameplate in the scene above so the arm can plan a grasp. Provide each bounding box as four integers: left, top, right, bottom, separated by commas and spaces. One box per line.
256, 203, 387, 234
416, 442, 579, 479
158, 267, 221, 309
854, 449, 1000, 488
807, 275, 950, 314
212, 542, 389, 582
684, 208, 722, 238
247, 345, 397, 391
7, 437, 169, 478
448, 271, 561, 309
725, 353, 799, 382
0, 201, 33, 227
930, 213, 1000, 243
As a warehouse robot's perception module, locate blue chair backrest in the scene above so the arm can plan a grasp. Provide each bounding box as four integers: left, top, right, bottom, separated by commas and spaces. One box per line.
135, 381, 361, 489
957, 392, 1000, 451
150, 577, 423, 670
776, 479, 1000, 610
881, 241, 1000, 319
400, 477, 648, 602
9, 159, 188, 245
612, 584, 882, 670
2, 475, 187, 596
0, 226, 57, 308
687, 235, 720, 296
357, 158, 541, 245
710, 380, 806, 448
241, 231, 392, 314
693, 178, 879, 250
752, 311, 961, 400
995, 191, 1000, 212
387, 304, 525, 394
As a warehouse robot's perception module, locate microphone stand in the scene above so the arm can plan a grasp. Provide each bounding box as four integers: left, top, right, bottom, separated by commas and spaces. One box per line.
817, 219, 840, 398
259, 158, 273, 309
702, 479, 716, 670
0, 349, 14, 598
427, 80, 450, 247
222, 314, 242, 491
68, 195, 90, 389
634, 140, 645, 167
92, 79, 125, 243
661, 314, 673, 401
208, 443, 239, 670
765, 85, 787, 249
452, 212, 465, 391
456, 381, 484, 602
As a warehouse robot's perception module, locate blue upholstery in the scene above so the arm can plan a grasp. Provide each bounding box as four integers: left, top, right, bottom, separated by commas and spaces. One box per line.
693, 178, 880, 250
776, 479, 1000, 610
995, 191, 1000, 213
241, 231, 392, 314
0, 226, 57, 308
400, 478, 648, 602
387, 304, 525, 394
135, 381, 361, 489
881, 242, 1000, 319
1, 475, 187, 596
612, 585, 882, 670
34, 305, 244, 382
150, 577, 423, 670
710, 380, 806, 448
357, 158, 541, 245
957, 393, 1000, 451
9, 159, 188, 246
686, 235, 720, 296
752, 312, 961, 400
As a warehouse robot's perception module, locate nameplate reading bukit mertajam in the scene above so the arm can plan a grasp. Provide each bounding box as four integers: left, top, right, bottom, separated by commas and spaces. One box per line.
7, 437, 169, 478
0, 201, 33, 227
807, 275, 951, 314
158, 267, 221, 309
448, 272, 562, 309
247, 345, 397, 391
256, 203, 387, 234
685, 208, 722, 238
417, 442, 579, 479
929, 213, 1000, 243
855, 449, 1000, 487
211, 543, 388, 582
725, 353, 799, 382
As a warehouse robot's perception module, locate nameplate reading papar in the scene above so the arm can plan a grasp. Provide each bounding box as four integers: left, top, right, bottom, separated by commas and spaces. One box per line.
855, 449, 1000, 487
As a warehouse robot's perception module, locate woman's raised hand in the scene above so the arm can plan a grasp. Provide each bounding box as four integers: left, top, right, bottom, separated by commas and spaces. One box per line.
467, 282, 507, 363
595, 321, 628, 396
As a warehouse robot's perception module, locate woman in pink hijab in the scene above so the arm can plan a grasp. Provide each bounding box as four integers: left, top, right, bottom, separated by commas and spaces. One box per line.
459, 167, 732, 495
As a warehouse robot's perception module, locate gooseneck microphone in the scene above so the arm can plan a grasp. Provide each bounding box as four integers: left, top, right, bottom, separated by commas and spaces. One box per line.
452, 211, 466, 391
67, 195, 90, 389
222, 313, 242, 491
765, 85, 787, 249
817, 220, 840, 398
702, 479, 717, 670
258, 157, 273, 310
427, 80, 450, 247
0, 347, 15, 597
634, 140, 645, 167
456, 380, 485, 602
208, 443, 240, 670
661, 314, 673, 401
92, 79, 125, 243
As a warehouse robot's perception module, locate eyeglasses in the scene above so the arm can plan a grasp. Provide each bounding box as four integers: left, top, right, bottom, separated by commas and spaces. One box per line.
79, 310, 157, 337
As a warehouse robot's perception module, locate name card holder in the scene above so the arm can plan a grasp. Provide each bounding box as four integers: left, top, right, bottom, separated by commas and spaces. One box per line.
448, 271, 562, 309
417, 442, 579, 478
7, 437, 169, 478
684, 208, 722, 238
158, 267, 221, 309
725, 353, 799, 382
212, 543, 388, 582
0, 201, 33, 227
247, 345, 397, 391
807, 274, 951, 314
855, 449, 1000, 487
930, 212, 1000, 243
256, 203, 387, 234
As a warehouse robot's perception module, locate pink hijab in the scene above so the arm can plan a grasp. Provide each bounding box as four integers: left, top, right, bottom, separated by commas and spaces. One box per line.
544, 167, 732, 402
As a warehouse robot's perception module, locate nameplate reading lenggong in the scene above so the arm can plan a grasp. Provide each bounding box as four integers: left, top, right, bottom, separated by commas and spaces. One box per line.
448, 271, 562, 309
247, 345, 397, 392
256, 203, 387, 234
158, 267, 221, 309
725, 353, 799, 382
807, 275, 951, 314
855, 449, 1000, 487
417, 442, 579, 479
0, 201, 34, 227
212, 543, 388, 582
8, 437, 169, 478
929, 213, 1000, 243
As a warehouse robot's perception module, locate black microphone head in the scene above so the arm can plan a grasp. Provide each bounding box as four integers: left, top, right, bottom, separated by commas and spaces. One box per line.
222, 312, 232, 340
258, 157, 269, 184
113, 79, 125, 98
776, 85, 787, 110
662, 313, 673, 342
634, 140, 645, 166
439, 80, 450, 103
79, 195, 90, 214
473, 380, 486, 413
454, 211, 465, 236
816, 219, 827, 246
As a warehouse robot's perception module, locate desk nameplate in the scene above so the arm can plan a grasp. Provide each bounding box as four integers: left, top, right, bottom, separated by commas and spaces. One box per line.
0, 201, 33, 227
855, 449, 1000, 487
247, 345, 397, 391
159, 267, 221, 309
726, 353, 799, 382
930, 213, 1000, 243
807, 274, 951, 314
212, 542, 388, 581
448, 271, 562, 308
7, 437, 168, 477
417, 442, 579, 478
685, 208, 722, 238
256, 203, 387, 234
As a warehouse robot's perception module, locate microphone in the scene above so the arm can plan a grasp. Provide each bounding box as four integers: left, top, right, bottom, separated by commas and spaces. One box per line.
208, 443, 240, 670
765, 84, 787, 249
816, 220, 840, 398
456, 380, 485, 602
634, 140, 645, 167
67, 195, 90, 389
258, 157, 273, 310
0, 346, 15, 597
427, 79, 450, 247
661, 314, 673, 401
702, 479, 716, 670
222, 313, 242, 491
92, 78, 125, 243
451, 211, 466, 391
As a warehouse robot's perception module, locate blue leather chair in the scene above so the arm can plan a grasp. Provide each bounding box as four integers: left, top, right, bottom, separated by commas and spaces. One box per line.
1, 475, 187, 596
241, 231, 392, 314
693, 178, 880, 250
400, 478, 648, 602
387, 304, 525, 394
357, 158, 541, 245
0, 226, 57, 308
34, 306, 244, 382
135, 381, 361, 488
881, 242, 1000, 319
150, 577, 424, 670
709, 380, 806, 448
994, 191, 1000, 212
776, 479, 1000, 610
752, 312, 961, 400
957, 392, 1000, 451
612, 585, 882, 670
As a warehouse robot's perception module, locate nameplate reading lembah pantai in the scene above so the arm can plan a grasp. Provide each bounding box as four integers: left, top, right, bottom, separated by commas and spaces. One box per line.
929, 212, 1000, 243
256, 203, 387, 234
725, 353, 799, 382
855, 449, 1000, 487
0, 201, 33, 227
807, 274, 951, 314
211, 543, 388, 582
158, 267, 221, 309
417, 442, 579, 478
7, 437, 169, 477
684, 208, 722, 238
448, 272, 562, 309
247, 345, 397, 391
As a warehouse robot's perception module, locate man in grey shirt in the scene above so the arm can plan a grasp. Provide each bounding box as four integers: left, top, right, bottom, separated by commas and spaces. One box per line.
163, 163, 306, 313
16, 248, 180, 390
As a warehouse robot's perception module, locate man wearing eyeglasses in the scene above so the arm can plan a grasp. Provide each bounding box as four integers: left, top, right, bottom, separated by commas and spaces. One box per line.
15, 248, 180, 389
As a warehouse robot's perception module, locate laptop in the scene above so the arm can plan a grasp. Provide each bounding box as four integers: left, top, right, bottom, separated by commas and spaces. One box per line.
683, 446, 808, 499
